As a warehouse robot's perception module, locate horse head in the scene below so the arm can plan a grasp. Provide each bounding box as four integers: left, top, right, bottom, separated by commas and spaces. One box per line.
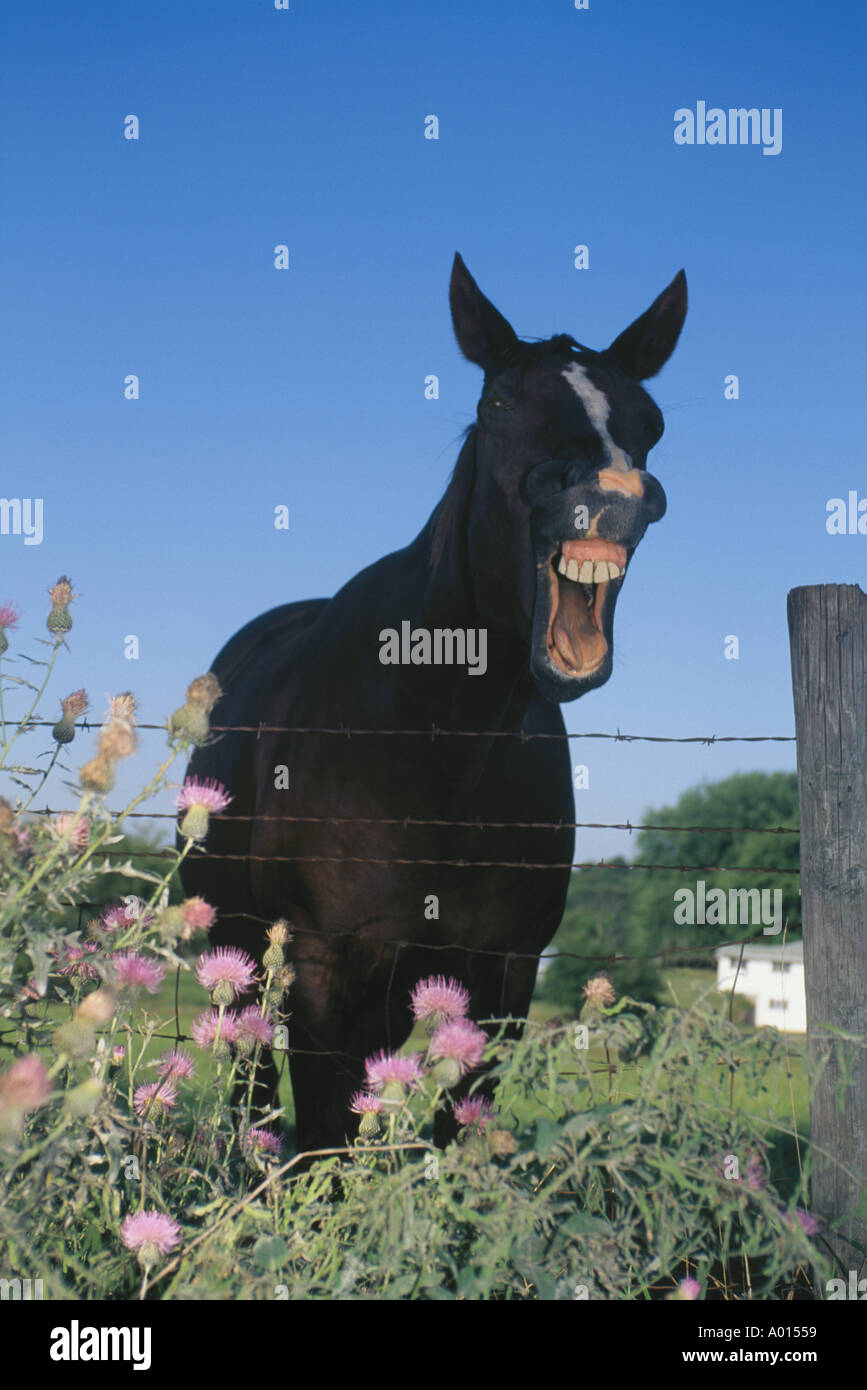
445, 253, 687, 700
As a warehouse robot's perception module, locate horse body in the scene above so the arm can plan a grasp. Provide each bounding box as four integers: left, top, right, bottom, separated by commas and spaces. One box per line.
181, 254, 687, 1151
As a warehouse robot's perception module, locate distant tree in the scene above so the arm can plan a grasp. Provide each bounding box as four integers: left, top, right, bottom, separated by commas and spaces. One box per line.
536, 771, 800, 1007
630, 771, 800, 965
536, 860, 663, 1010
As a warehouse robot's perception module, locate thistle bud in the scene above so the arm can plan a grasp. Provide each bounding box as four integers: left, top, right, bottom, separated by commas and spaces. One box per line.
80, 753, 115, 794
488, 1129, 517, 1158
266, 964, 295, 1007
211, 979, 235, 1007
64, 1078, 102, 1117
54, 1018, 97, 1060
157, 905, 185, 942
46, 576, 76, 636
76, 987, 116, 1026
430, 1056, 462, 1089
358, 1110, 380, 1139
168, 704, 211, 745
52, 689, 88, 744
168, 673, 222, 746
380, 1079, 406, 1114
263, 941, 284, 972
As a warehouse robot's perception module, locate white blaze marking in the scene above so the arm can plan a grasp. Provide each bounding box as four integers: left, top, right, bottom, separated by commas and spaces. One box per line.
561, 363, 632, 473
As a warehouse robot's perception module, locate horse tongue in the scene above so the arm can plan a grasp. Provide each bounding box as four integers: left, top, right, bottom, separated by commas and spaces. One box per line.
552, 585, 608, 674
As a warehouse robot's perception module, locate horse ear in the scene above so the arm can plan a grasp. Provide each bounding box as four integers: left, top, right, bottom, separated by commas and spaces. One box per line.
449, 252, 519, 370
604, 270, 688, 381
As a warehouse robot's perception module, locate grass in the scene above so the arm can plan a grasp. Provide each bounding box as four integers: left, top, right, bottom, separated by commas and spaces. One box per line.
526, 966, 810, 1202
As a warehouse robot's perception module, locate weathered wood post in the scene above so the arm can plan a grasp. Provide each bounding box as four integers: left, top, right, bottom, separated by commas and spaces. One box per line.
787, 584, 867, 1281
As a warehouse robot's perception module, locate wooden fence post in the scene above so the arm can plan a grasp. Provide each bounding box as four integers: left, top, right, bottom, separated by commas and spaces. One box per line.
787, 583, 867, 1280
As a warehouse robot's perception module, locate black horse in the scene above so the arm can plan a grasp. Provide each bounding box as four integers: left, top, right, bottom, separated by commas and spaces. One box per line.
180, 254, 687, 1152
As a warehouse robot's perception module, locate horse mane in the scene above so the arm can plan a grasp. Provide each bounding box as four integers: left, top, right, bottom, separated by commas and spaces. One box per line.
430, 425, 477, 572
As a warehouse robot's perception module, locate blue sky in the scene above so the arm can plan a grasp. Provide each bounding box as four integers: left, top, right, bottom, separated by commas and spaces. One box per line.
2, 0, 864, 858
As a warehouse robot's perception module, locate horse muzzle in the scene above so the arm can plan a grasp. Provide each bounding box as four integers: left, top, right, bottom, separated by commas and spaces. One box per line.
524, 458, 667, 701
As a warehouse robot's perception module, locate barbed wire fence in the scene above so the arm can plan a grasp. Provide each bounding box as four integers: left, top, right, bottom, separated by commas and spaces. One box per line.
15, 585, 867, 1277
25, 716, 802, 1069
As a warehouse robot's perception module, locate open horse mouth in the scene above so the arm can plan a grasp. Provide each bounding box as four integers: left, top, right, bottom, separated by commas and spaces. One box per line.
527, 462, 666, 700
546, 537, 627, 678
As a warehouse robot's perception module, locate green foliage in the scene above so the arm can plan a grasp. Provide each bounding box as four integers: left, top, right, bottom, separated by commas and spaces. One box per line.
0, 998, 829, 1301
631, 771, 800, 965
541, 771, 801, 1000
0, 584, 833, 1301
539, 861, 664, 1009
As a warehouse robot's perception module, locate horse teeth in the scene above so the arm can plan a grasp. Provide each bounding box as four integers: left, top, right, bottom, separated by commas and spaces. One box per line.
558, 552, 625, 585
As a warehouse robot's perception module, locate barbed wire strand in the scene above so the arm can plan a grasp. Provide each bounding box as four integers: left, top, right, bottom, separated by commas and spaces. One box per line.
29, 807, 800, 835
68, 847, 801, 871
23, 718, 795, 743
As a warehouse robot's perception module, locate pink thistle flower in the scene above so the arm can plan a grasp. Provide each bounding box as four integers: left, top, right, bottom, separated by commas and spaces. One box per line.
195, 946, 257, 1003
176, 777, 232, 813
410, 974, 470, 1024
236, 1006, 274, 1049
349, 1090, 384, 1115
176, 778, 232, 842
120, 1210, 181, 1261
101, 899, 154, 932
179, 896, 216, 939
54, 813, 90, 850
363, 1049, 424, 1092
191, 1008, 240, 1050
56, 942, 100, 979
112, 951, 165, 995
453, 1095, 494, 1129
0, 1055, 51, 1111
156, 1048, 195, 1082
133, 1081, 177, 1116
782, 1207, 822, 1236
676, 1277, 702, 1300
111, 1045, 126, 1065
745, 1150, 768, 1191
429, 1018, 487, 1076
245, 1128, 282, 1156
0, 604, 19, 654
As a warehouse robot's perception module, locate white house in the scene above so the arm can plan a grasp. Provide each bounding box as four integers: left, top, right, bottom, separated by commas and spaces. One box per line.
714, 941, 806, 1032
